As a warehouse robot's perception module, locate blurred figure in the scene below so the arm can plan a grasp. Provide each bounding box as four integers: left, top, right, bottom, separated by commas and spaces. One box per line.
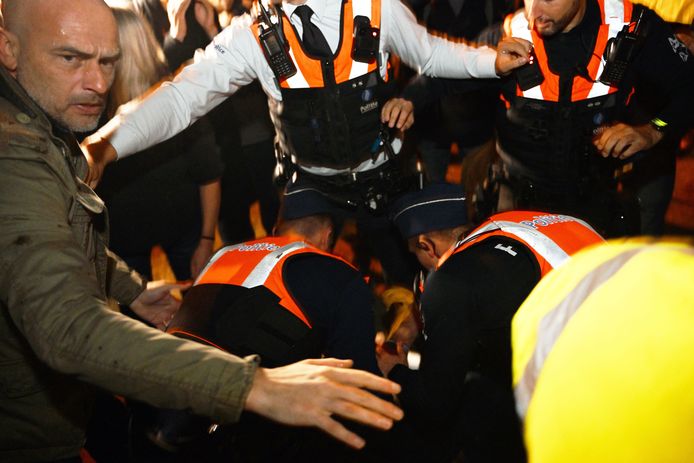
513, 239, 694, 462
97, 6, 223, 281
378, 183, 603, 462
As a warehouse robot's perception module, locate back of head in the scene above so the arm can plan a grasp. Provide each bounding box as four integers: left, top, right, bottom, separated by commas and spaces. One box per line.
390, 183, 469, 240
108, 6, 168, 116
275, 188, 341, 252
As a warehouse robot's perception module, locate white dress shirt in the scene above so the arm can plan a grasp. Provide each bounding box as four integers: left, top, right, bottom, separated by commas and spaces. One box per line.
103, 0, 497, 174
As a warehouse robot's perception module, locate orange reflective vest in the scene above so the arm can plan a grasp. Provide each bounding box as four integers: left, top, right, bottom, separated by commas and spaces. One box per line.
251, 0, 394, 169
195, 237, 355, 327
503, 0, 634, 103
252, 0, 383, 88
438, 211, 604, 276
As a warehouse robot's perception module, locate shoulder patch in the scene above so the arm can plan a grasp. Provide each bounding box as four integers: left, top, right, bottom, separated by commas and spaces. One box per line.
668, 36, 690, 63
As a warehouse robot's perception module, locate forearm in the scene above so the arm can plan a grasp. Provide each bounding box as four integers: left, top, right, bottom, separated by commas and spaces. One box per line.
199, 179, 221, 239
383, 0, 497, 79
100, 23, 260, 159
105, 248, 147, 306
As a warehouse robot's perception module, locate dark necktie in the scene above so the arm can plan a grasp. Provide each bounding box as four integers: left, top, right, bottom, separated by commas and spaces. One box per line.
294, 5, 332, 58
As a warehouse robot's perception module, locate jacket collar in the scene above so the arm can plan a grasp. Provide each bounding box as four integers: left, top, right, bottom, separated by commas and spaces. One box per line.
0, 65, 42, 119
0, 66, 79, 141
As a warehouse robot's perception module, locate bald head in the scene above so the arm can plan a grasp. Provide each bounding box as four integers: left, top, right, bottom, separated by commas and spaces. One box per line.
0, 0, 119, 132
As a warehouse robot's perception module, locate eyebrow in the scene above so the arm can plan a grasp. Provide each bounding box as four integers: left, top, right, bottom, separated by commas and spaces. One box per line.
51, 46, 121, 61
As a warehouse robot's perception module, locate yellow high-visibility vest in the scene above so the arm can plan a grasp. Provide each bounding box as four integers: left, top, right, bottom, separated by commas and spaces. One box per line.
512, 238, 694, 463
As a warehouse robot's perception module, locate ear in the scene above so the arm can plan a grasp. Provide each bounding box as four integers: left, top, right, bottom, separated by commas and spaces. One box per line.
417, 235, 439, 261
0, 27, 18, 72
316, 225, 334, 252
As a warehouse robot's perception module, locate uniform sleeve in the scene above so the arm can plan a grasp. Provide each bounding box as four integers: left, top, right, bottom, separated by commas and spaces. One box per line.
0, 154, 257, 424
104, 15, 277, 159
104, 247, 147, 306
284, 255, 381, 376
381, 0, 498, 79
389, 238, 540, 424
631, 7, 694, 135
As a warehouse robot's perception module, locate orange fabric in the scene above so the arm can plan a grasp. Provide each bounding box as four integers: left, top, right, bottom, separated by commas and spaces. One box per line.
278, 0, 381, 88
196, 237, 355, 327
439, 211, 604, 277
167, 329, 229, 352
509, 0, 633, 102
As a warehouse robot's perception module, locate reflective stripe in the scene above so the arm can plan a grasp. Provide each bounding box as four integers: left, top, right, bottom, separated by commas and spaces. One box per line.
284, 48, 311, 88
242, 242, 310, 287
464, 221, 571, 269
279, 0, 378, 88
506, 0, 631, 102
514, 245, 694, 419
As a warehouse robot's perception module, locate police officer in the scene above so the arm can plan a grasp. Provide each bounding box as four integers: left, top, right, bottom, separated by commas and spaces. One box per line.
82, 0, 532, 283
377, 183, 603, 462
502, 0, 694, 235
147, 188, 384, 460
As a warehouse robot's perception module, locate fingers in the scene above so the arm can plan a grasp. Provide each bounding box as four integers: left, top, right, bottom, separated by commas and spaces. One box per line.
324, 366, 401, 397
316, 415, 366, 449
381, 98, 414, 130
593, 123, 655, 159
495, 37, 532, 76
319, 379, 403, 428
303, 358, 354, 368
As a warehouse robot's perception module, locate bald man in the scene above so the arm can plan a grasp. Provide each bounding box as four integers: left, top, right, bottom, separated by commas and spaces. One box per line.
0, 1, 401, 461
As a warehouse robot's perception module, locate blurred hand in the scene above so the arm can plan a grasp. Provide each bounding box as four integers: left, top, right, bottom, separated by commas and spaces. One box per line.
593, 122, 663, 159
381, 98, 414, 131
375, 332, 408, 377
495, 37, 532, 76
168, 0, 192, 41
80, 136, 118, 188
190, 238, 214, 279
194, 0, 220, 39
245, 358, 403, 449
130, 280, 191, 330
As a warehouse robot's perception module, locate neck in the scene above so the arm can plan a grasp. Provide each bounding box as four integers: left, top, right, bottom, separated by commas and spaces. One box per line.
562, 0, 587, 33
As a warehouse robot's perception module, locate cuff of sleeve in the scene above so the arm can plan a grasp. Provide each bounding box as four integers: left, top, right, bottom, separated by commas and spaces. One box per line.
478, 49, 499, 79
213, 354, 261, 424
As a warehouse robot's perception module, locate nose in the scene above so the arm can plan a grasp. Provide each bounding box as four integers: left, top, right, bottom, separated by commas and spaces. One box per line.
83, 60, 111, 95
525, 0, 541, 24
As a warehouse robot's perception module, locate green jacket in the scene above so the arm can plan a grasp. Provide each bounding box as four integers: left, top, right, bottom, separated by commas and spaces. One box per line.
0, 68, 257, 462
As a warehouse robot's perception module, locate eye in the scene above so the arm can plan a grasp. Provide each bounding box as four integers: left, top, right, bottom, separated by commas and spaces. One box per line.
61, 54, 77, 63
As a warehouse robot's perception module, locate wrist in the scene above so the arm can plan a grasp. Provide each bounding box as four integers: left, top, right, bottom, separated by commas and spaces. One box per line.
200, 234, 215, 241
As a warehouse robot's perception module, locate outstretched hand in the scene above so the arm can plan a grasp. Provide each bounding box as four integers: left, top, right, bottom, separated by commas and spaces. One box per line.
245, 358, 403, 449
81, 136, 118, 188
130, 280, 191, 330
495, 37, 532, 76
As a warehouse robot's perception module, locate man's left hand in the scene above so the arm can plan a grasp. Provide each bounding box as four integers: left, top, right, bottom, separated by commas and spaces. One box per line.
593, 122, 664, 159
130, 280, 191, 330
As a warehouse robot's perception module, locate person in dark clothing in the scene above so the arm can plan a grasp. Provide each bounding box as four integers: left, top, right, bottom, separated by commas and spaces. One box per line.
96, 6, 223, 281
403, 0, 514, 183
138, 188, 385, 461
377, 183, 603, 462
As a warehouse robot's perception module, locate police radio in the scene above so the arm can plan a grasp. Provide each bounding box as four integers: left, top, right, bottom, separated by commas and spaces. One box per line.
599, 9, 645, 87
257, 0, 296, 80
352, 15, 379, 63
515, 47, 544, 91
